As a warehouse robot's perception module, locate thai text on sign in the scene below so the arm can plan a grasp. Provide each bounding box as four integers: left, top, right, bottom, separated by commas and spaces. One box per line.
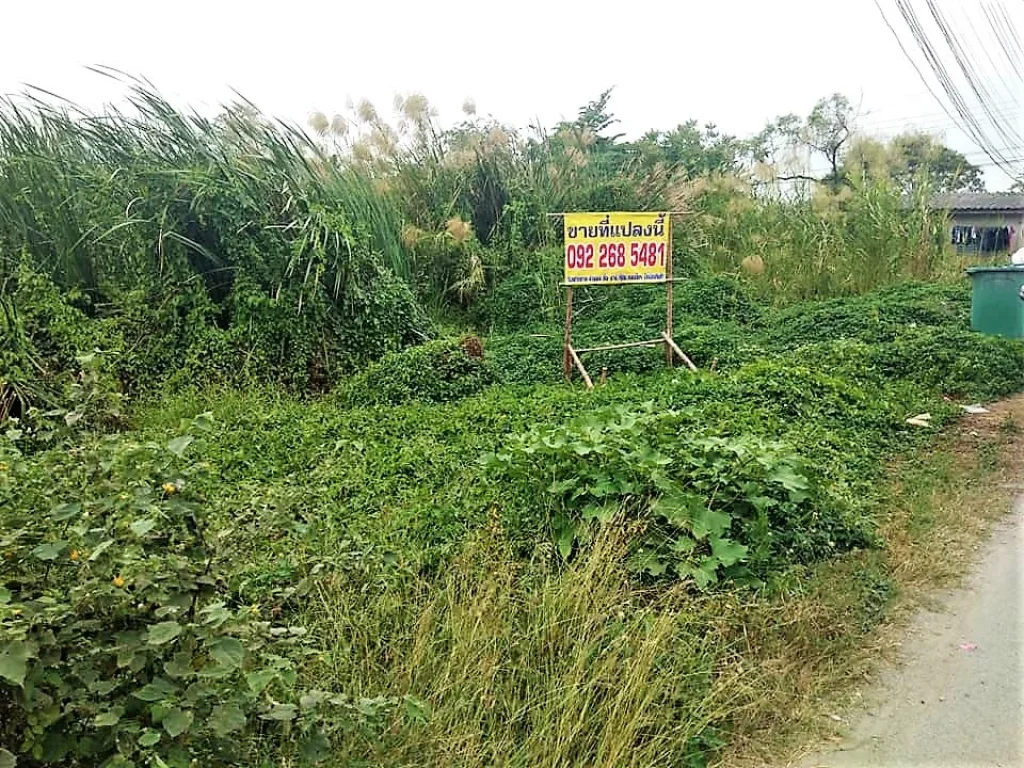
563, 212, 671, 285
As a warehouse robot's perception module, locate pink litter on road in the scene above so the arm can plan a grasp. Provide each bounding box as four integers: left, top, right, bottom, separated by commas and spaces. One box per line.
958, 643, 977, 651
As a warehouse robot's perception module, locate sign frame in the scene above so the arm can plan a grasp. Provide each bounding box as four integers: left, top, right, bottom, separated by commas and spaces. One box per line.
558, 211, 697, 387
563, 212, 672, 285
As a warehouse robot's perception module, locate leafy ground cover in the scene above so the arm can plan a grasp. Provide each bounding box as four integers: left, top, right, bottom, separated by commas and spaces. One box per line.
3, 278, 1024, 767
1, 78, 1021, 768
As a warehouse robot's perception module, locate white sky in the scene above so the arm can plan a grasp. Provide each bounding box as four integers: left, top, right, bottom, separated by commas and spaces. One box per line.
1, 0, 1019, 188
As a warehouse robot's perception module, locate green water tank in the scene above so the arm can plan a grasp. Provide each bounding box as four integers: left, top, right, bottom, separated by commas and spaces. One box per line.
965, 266, 1024, 339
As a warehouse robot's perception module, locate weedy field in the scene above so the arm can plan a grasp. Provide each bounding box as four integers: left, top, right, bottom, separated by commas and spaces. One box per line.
2, 79, 1023, 768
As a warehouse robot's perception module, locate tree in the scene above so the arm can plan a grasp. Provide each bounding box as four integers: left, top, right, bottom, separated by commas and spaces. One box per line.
753, 94, 857, 191
887, 134, 984, 194
630, 121, 744, 178
843, 133, 985, 194
802, 94, 857, 191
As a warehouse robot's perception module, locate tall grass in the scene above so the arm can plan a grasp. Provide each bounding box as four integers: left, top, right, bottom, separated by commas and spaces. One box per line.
0, 71, 407, 302
304, 527, 733, 767
674, 175, 961, 303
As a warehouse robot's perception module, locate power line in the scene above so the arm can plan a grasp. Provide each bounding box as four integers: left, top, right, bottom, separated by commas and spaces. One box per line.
858, 107, 1023, 135
858, 100, 1022, 131
876, 0, 1024, 178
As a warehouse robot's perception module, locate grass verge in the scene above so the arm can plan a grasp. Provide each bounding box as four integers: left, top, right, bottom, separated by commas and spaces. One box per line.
721, 394, 1024, 767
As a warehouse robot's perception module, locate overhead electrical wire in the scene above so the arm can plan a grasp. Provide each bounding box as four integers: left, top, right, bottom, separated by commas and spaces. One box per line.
875, 0, 1024, 179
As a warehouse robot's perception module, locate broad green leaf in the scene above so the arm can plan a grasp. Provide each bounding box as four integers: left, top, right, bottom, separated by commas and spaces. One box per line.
403, 694, 432, 724
162, 707, 193, 738
94, 707, 123, 727
581, 503, 617, 524
138, 730, 162, 747
133, 677, 179, 702
166, 436, 193, 458
694, 558, 721, 588
587, 478, 618, 498
548, 478, 577, 494
198, 663, 234, 680
356, 697, 383, 716
30, 541, 65, 561
261, 703, 297, 721
198, 603, 231, 627
130, 519, 157, 537
209, 703, 246, 736
299, 691, 330, 710
164, 652, 193, 679
671, 536, 697, 555
207, 637, 244, 670
88, 539, 115, 561
769, 464, 809, 493
556, 527, 574, 560
0, 587, 10, 604
690, 507, 731, 541
631, 550, 667, 577
50, 502, 82, 521
147, 622, 182, 646
0, 748, 16, 768
300, 730, 331, 763
652, 491, 704, 526
710, 537, 748, 567
192, 412, 215, 431
246, 669, 275, 694
682, 561, 719, 589
0, 640, 32, 687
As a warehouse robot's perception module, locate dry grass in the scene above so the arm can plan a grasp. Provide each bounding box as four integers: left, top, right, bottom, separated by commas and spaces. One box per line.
305, 527, 733, 767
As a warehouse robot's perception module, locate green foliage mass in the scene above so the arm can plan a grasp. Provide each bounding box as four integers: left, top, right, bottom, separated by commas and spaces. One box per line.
333, 339, 492, 407
2, 79, 1023, 768
5, 282, 1023, 766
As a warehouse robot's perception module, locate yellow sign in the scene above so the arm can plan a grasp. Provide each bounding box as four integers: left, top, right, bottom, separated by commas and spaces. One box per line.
563, 212, 671, 285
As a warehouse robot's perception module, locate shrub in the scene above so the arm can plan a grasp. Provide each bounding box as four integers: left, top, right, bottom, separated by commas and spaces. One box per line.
486, 333, 564, 385
333, 339, 493, 407
485, 403, 872, 587
0, 414, 378, 767
674, 276, 761, 325
762, 281, 970, 348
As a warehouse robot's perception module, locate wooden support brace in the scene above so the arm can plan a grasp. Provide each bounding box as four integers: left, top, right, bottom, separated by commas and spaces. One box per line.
568, 345, 594, 390
574, 339, 664, 354
662, 333, 698, 372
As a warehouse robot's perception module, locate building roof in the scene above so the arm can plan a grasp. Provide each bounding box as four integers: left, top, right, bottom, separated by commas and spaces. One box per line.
932, 192, 1024, 211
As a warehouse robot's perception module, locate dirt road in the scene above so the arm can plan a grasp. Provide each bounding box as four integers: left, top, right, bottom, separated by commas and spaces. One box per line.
796, 498, 1023, 768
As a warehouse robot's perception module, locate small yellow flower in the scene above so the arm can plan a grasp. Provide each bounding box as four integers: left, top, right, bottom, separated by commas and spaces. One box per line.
70, 549, 80, 561
112, 576, 126, 588
161, 482, 177, 496
0, 462, 8, 472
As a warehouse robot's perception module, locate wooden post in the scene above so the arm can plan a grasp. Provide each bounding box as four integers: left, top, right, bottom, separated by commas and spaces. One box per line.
665, 216, 674, 367
562, 285, 574, 381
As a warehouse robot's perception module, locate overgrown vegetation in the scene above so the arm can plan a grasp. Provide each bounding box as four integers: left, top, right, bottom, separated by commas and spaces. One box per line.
2, 76, 1023, 768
